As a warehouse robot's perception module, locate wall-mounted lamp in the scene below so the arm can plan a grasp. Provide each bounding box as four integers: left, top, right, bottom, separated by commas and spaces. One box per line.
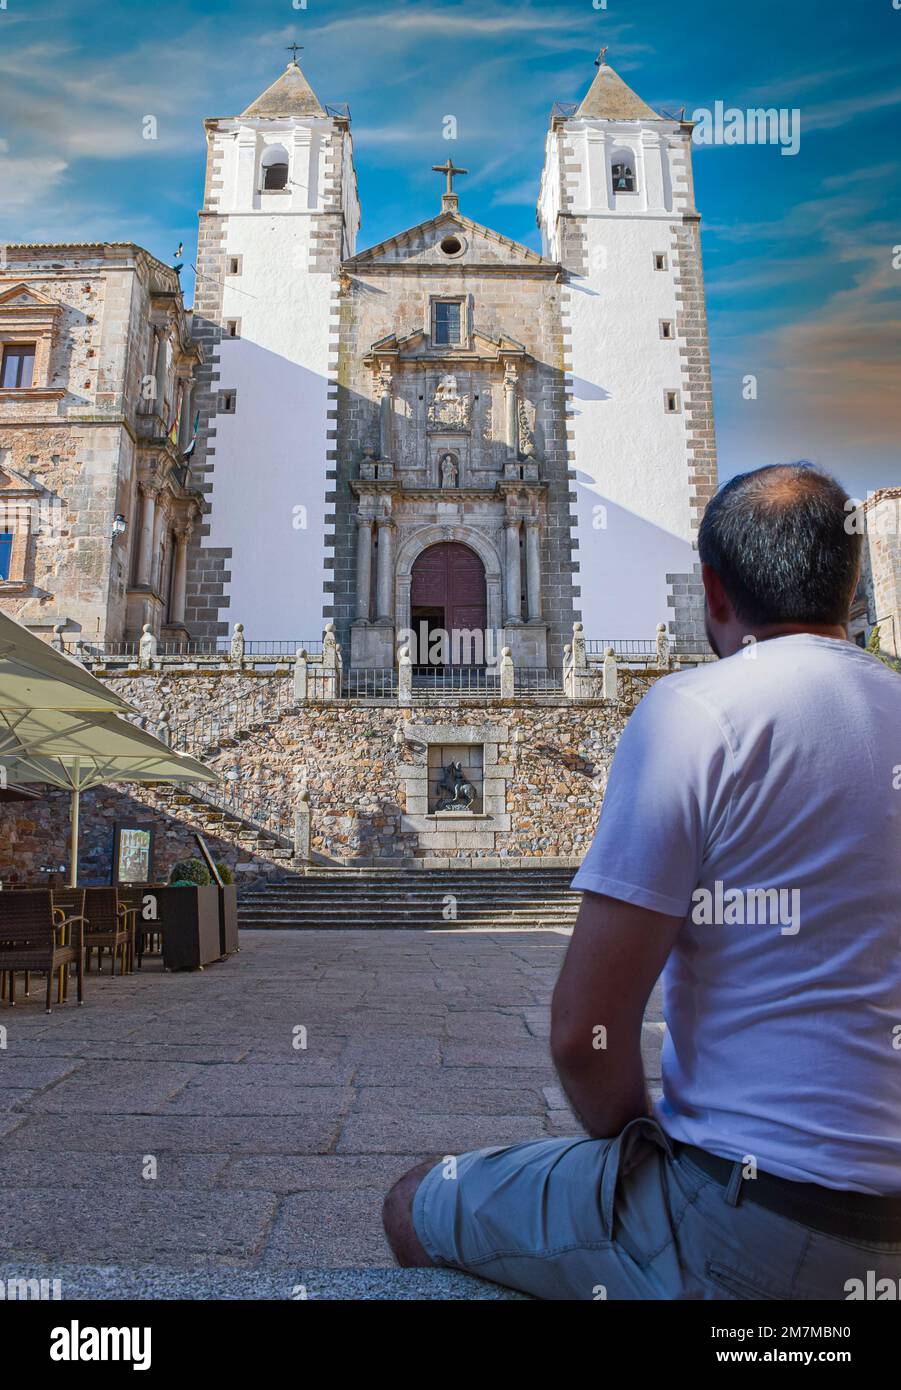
393, 723, 427, 757
111, 513, 128, 541
511, 728, 525, 762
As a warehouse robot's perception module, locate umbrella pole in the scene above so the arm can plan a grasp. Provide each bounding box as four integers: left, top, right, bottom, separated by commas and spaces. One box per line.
69, 786, 80, 888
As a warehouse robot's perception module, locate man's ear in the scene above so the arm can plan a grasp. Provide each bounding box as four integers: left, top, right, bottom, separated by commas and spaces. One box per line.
701, 563, 732, 624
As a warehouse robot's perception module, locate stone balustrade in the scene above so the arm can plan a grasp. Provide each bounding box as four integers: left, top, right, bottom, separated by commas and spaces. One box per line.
65, 620, 697, 706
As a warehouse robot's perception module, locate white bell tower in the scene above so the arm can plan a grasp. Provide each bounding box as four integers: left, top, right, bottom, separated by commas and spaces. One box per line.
538, 56, 717, 649
188, 56, 360, 640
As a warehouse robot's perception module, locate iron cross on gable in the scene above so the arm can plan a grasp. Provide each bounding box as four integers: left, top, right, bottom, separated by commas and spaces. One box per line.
432, 158, 468, 196
286, 43, 304, 64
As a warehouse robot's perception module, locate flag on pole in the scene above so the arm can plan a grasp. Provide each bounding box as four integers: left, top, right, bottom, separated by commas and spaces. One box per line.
182, 408, 201, 459
166, 395, 182, 448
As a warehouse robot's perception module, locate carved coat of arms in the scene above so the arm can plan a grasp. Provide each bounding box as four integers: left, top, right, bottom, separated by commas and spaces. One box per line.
428, 374, 470, 431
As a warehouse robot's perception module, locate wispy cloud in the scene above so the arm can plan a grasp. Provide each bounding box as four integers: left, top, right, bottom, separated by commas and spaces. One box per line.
0, 142, 69, 211
802, 86, 901, 131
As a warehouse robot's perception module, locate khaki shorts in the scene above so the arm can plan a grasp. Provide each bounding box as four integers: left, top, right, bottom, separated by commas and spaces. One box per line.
412, 1117, 901, 1300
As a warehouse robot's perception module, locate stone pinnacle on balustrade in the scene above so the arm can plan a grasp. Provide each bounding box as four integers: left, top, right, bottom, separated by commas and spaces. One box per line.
397, 645, 413, 703
138, 623, 158, 668
499, 646, 515, 699
570, 621, 588, 670
656, 622, 671, 668
294, 648, 309, 704
602, 646, 619, 701
293, 788, 311, 866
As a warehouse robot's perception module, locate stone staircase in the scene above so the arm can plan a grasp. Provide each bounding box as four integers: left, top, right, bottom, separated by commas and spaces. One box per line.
238, 866, 581, 930
148, 785, 295, 857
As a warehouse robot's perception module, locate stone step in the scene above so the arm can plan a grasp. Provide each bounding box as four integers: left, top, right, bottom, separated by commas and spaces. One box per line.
241, 900, 576, 909
241, 889, 579, 902
240, 906, 578, 920
244, 874, 578, 890
240, 919, 575, 931
238, 868, 582, 929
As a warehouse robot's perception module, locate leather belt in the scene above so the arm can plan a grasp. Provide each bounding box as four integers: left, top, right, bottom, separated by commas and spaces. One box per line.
675, 1142, 901, 1243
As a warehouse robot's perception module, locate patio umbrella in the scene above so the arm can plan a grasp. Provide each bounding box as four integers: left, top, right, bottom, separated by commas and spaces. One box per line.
0, 610, 134, 714
0, 708, 217, 886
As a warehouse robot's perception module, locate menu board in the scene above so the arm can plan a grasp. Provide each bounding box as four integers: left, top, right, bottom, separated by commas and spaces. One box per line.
113, 824, 154, 885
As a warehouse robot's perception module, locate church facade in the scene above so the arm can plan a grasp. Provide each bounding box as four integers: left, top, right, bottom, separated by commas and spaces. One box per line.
187, 55, 717, 663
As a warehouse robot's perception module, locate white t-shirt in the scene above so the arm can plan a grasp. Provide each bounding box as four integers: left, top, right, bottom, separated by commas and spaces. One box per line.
572, 634, 901, 1194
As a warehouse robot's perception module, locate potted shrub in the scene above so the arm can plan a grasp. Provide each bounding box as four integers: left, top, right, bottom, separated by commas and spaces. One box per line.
158, 859, 220, 970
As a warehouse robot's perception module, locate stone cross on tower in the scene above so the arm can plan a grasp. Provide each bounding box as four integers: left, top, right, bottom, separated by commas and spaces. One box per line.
432, 157, 468, 212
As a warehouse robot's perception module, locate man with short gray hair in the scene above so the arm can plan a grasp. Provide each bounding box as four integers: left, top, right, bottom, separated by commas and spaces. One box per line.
384, 463, 901, 1300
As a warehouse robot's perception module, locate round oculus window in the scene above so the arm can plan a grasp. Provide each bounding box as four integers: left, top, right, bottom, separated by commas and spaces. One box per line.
440, 235, 464, 256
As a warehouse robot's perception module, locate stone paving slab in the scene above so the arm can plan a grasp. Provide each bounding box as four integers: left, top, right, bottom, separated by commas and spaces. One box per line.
0, 1263, 527, 1299
0, 1191, 279, 1264
219, 1154, 428, 1193
336, 1112, 544, 1154
354, 1085, 545, 1115
0, 1152, 229, 1190
0, 929, 666, 1293
25, 1061, 201, 1113
1, 1114, 342, 1154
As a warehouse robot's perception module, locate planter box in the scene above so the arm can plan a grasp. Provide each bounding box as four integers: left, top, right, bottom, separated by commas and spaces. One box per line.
218, 884, 239, 956
157, 886, 221, 970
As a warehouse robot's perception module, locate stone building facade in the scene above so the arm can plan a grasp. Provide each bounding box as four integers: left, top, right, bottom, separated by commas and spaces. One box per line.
186, 55, 717, 659
858, 487, 901, 657
0, 244, 202, 644
335, 197, 573, 670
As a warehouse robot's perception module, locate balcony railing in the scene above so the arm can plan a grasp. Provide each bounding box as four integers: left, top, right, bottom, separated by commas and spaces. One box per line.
411, 666, 500, 695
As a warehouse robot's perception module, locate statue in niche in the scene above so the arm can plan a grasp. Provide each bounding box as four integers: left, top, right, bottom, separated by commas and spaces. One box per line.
436, 761, 476, 812
428, 374, 470, 430
440, 453, 458, 489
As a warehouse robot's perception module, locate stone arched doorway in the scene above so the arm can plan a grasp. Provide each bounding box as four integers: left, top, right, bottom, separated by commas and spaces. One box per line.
411, 542, 487, 666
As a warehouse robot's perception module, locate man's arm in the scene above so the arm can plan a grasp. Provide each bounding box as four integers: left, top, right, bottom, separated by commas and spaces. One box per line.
550, 890, 683, 1138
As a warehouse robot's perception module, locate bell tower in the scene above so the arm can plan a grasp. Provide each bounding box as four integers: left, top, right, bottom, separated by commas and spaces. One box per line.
538, 55, 717, 649
187, 54, 360, 639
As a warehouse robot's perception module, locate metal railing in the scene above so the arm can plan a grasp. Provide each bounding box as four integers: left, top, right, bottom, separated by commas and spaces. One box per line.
411, 666, 501, 695
246, 640, 323, 656
160, 778, 294, 848
585, 639, 658, 657
61, 637, 323, 661
514, 668, 565, 694
341, 668, 397, 700
169, 682, 299, 753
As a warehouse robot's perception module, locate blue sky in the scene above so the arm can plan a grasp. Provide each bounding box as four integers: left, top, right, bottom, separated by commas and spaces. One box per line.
1, 0, 898, 493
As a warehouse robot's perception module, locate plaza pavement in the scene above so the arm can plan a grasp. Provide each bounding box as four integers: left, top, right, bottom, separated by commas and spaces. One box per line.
0, 929, 664, 1300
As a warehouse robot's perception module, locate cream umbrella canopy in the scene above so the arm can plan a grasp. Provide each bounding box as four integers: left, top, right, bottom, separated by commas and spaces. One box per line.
0, 610, 134, 714
0, 708, 217, 886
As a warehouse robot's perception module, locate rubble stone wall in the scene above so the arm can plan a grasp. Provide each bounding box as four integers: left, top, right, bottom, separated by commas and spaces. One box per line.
0, 668, 641, 885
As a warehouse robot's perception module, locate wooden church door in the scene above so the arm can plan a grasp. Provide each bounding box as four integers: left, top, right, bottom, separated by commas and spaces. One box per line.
410, 543, 487, 665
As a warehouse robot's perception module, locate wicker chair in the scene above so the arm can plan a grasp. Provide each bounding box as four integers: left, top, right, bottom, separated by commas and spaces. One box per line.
117, 885, 163, 969
0, 889, 85, 1013
82, 888, 136, 976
